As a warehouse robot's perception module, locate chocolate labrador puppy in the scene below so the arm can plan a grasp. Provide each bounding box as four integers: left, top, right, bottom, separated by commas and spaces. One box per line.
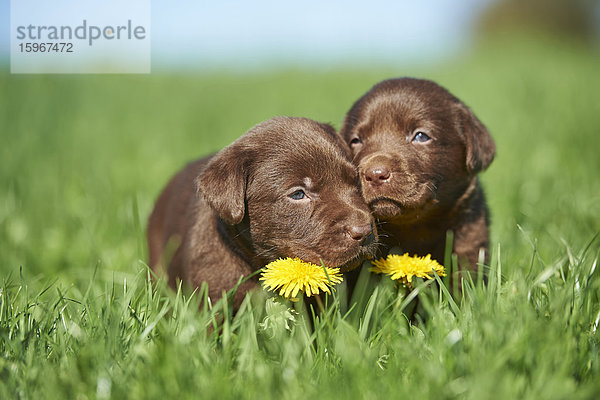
340, 78, 495, 283
148, 117, 377, 309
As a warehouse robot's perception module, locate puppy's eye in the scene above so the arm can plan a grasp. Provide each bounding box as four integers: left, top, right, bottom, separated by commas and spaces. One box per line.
413, 132, 431, 143
349, 137, 362, 147
289, 190, 306, 200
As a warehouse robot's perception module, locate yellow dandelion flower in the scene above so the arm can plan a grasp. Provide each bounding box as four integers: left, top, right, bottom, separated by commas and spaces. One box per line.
260, 258, 343, 300
370, 253, 446, 287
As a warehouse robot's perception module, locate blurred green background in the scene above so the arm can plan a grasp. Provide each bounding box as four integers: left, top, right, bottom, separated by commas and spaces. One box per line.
1, 0, 599, 289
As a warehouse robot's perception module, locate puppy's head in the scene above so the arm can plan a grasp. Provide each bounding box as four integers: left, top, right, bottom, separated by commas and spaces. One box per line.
340, 78, 495, 223
197, 116, 377, 271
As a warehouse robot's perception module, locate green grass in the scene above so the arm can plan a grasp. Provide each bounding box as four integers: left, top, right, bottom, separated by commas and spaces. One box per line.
1, 35, 600, 398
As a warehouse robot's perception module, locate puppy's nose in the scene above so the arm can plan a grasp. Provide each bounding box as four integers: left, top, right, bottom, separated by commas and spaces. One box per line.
364, 166, 391, 185
346, 223, 373, 242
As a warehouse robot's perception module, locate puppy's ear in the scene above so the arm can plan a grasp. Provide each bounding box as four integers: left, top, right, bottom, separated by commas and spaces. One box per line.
456, 103, 496, 174
319, 122, 353, 159
196, 144, 249, 225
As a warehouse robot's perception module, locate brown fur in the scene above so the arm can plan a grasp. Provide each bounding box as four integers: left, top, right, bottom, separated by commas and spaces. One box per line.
148, 117, 378, 309
340, 78, 495, 281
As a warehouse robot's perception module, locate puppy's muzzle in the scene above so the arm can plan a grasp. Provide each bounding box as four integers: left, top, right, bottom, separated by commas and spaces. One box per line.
345, 223, 377, 247
363, 165, 391, 186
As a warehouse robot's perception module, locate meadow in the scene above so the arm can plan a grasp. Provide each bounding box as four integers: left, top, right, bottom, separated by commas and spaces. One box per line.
1, 35, 599, 398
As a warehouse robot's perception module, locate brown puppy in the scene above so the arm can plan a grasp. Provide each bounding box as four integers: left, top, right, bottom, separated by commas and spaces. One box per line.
340, 78, 495, 282
148, 117, 378, 309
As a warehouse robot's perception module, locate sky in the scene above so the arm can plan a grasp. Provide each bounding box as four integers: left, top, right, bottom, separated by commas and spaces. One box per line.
1, 0, 496, 70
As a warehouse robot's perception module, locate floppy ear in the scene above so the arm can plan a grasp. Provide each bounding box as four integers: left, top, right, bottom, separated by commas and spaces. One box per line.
456, 103, 496, 174
316, 122, 353, 159
195, 143, 249, 225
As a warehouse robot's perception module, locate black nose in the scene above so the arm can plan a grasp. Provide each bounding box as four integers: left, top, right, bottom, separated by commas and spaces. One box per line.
364, 166, 391, 185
